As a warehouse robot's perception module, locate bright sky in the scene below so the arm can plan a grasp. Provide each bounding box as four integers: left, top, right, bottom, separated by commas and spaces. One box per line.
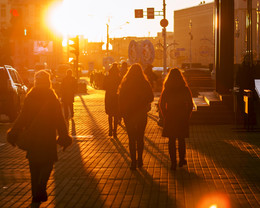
47, 0, 213, 41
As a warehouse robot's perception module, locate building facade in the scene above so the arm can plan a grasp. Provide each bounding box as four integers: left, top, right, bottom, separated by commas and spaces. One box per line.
0, 0, 63, 71
174, 2, 214, 68
174, 0, 260, 68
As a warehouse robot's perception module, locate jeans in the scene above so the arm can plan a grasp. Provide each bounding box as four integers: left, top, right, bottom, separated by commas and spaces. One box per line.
63, 101, 74, 119
168, 137, 186, 164
29, 161, 53, 202
124, 113, 147, 165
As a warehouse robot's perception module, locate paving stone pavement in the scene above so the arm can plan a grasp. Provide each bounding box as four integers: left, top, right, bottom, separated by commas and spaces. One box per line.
0, 86, 259, 208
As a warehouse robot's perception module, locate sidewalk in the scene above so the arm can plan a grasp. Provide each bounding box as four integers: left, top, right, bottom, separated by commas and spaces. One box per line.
0, 86, 259, 208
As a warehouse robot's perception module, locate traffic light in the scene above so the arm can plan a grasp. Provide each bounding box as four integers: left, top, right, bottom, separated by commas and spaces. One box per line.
69, 36, 79, 56
10, 9, 24, 38
135, 9, 143, 18
69, 36, 79, 80
147, 8, 154, 19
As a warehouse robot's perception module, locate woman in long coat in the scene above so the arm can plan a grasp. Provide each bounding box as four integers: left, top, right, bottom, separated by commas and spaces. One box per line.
103, 63, 121, 138
7, 70, 72, 207
159, 68, 193, 170
118, 63, 154, 170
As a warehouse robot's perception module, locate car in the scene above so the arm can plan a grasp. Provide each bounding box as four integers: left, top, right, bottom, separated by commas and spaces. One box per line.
0, 65, 28, 121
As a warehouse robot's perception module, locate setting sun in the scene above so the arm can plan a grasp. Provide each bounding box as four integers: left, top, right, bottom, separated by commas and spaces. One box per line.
46, 0, 121, 40
45, 0, 214, 41
46, 0, 90, 37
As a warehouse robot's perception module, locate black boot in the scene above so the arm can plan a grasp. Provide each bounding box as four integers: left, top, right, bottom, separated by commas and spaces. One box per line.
169, 138, 177, 171
108, 129, 112, 136
178, 138, 187, 167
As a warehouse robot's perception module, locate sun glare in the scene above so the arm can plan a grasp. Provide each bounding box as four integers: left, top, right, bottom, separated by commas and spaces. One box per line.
46, 0, 110, 41
47, 2, 66, 35
197, 193, 230, 208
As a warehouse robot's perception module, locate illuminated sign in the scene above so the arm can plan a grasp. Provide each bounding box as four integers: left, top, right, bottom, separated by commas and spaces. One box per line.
33, 41, 53, 54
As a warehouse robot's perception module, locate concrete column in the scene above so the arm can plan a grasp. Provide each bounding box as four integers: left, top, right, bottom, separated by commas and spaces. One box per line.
215, 0, 234, 93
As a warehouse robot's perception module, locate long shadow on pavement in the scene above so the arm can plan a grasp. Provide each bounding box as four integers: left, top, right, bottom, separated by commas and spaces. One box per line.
50, 118, 106, 207
117, 120, 242, 207
118, 122, 170, 169
189, 126, 260, 185
78, 95, 179, 207
187, 125, 260, 207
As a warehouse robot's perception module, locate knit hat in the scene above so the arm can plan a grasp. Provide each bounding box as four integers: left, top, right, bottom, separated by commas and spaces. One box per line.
34, 70, 51, 88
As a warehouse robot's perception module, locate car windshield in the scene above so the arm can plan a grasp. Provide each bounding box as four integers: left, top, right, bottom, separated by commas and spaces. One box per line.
8, 69, 21, 84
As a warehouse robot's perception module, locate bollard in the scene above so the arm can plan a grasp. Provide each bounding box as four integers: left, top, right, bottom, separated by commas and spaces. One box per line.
243, 89, 253, 130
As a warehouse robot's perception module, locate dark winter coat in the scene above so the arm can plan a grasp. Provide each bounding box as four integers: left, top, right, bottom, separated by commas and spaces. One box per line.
159, 86, 193, 138
103, 74, 121, 116
61, 75, 77, 103
7, 87, 68, 164
119, 80, 154, 118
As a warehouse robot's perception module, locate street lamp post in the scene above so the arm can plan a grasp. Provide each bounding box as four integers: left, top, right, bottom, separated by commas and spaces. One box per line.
106, 21, 129, 57
163, 0, 167, 75
189, 19, 193, 69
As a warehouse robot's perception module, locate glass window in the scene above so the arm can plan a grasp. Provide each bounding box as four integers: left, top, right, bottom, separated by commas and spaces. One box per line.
8, 69, 19, 84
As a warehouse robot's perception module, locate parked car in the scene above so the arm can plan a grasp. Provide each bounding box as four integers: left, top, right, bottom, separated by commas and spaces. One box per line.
0, 65, 28, 121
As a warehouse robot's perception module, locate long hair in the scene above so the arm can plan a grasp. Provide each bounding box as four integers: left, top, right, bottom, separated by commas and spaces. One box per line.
118, 63, 149, 92
162, 68, 188, 92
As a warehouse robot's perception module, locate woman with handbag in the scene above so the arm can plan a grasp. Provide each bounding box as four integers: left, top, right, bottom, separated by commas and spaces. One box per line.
7, 70, 72, 207
118, 63, 154, 170
159, 68, 193, 171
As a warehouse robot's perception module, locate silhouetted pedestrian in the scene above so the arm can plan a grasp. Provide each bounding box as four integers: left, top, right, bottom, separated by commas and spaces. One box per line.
7, 70, 72, 207
159, 68, 193, 170
60, 69, 77, 119
104, 63, 121, 138
118, 63, 154, 170
89, 72, 94, 87
144, 64, 158, 90
120, 61, 128, 78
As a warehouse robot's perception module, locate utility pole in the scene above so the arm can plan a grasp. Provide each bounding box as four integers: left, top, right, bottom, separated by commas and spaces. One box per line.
106, 23, 109, 56
134, 2, 168, 74
163, 0, 167, 75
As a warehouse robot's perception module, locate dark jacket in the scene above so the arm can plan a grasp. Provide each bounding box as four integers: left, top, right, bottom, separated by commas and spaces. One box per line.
103, 74, 121, 116
119, 80, 154, 118
61, 75, 77, 103
7, 88, 69, 163
159, 86, 193, 138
